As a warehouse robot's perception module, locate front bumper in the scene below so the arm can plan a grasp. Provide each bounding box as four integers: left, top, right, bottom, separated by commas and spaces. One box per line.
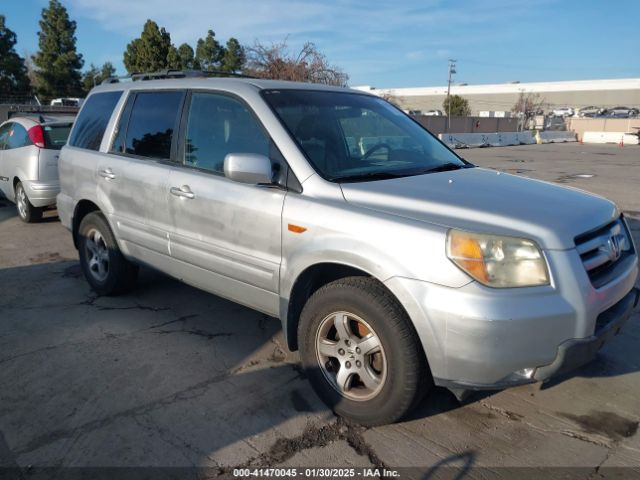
22, 180, 60, 208
384, 248, 639, 390
534, 287, 639, 381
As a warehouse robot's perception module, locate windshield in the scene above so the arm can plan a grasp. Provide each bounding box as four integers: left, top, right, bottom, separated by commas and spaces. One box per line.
262, 89, 470, 182
43, 124, 72, 150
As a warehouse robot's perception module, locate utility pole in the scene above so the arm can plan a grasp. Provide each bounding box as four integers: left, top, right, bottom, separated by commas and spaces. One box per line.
446, 59, 456, 131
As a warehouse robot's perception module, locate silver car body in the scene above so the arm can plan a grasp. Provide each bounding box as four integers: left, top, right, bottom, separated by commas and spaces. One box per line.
0, 116, 69, 207
57, 78, 639, 391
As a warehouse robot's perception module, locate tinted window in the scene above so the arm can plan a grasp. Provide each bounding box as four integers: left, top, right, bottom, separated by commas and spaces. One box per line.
110, 94, 134, 154
263, 90, 466, 182
125, 91, 183, 160
69, 91, 121, 151
184, 92, 269, 173
6, 124, 30, 149
43, 124, 72, 150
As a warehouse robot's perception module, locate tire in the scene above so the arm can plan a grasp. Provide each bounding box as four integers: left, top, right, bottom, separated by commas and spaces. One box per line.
78, 211, 138, 295
298, 276, 431, 426
15, 182, 43, 223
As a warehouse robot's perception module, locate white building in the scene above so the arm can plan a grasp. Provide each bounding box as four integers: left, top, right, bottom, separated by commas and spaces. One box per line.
354, 78, 640, 115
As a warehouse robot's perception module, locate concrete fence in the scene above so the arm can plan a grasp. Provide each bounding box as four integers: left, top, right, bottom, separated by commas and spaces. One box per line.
412, 115, 521, 135
569, 117, 640, 141
582, 131, 640, 145
438, 131, 536, 148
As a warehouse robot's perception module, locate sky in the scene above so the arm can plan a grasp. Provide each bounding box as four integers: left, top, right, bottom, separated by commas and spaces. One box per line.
2, 0, 639, 88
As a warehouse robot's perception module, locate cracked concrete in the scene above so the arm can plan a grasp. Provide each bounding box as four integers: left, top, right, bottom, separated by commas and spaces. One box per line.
1, 143, 639, 478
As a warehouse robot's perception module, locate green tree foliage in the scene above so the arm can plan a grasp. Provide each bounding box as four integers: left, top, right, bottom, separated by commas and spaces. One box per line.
81, 62, 116, 94
0, 15, 31, 97
178, 43, 198, 70
221, 38, 245, 72
32, 0, 84, 100
166, 44, 181, 70
123, 20, 172, 73
195, 30, 224, 71
443, 94, 471, 117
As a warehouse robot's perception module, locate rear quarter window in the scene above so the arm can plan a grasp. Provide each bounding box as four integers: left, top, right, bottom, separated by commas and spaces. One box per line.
68, 91, 122, 151
43, 124, 72, 150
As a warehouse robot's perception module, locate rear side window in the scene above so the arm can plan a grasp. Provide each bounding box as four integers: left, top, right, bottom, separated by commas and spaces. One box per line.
43, 124, 72, 150
68, 91, 122, 151
6, 124, 30, 149
0, 123, 13, 149
122, 91, 184, 160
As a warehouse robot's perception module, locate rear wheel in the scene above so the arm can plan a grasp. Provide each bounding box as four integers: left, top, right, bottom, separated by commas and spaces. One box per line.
299, 277, 431, 426
78, 212, 138, 295
15, 182, 43, 223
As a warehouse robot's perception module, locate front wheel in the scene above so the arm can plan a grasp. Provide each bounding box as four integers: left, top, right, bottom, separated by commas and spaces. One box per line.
78, 212, 138, 295
15, 182, 43, 223
298, 277, 431, 426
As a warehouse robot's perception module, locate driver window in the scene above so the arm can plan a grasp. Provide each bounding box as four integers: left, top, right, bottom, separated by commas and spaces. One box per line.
338, 109, 420, 161
183, 93, 270, 174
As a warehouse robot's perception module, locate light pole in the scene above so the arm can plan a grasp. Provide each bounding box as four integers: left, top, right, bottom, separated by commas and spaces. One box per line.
446, 59, 456, 131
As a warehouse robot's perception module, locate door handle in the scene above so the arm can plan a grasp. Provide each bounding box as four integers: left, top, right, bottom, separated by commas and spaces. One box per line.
170, 185, 195, 199
99, 168, 116, 180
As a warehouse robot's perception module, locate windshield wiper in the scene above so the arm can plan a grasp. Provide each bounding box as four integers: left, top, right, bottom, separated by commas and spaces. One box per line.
419, 162, 469, 173
331, 163, 472, 183
330, 171, 406, 183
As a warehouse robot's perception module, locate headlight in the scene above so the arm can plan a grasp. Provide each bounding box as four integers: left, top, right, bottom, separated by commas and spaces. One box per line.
446, 229, 549, 288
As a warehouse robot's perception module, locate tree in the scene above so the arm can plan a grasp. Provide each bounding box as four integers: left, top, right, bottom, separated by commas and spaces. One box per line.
81, 62, 116, 94
512, 91, 546, 130
166, 44, 181, 70
245, 39, 348, 86
221, 38, 245, 72
178, 43, 198, 70
0, 15, 31, 98
443, 94, 471, 117
123, 20, 172, 73
32, 0, 84, 100
196, 30, 224, 71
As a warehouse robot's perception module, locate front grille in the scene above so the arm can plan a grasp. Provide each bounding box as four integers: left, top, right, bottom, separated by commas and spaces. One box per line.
575, 217, 635, 289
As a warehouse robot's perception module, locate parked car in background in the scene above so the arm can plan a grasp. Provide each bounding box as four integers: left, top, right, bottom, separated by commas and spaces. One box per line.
601, 106, 638, 118
423, 109, 444, 116
0, 116, 73, 222
58, 74, 638, 425
50, 98, 84, 107
578, 106, 603, 117
552, 107, 574, 117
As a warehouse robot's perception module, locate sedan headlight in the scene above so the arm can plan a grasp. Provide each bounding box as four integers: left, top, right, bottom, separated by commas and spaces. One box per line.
446, 229, 549, 288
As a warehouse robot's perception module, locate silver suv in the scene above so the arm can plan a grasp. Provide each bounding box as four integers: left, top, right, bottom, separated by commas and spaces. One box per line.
0, 116, 72, 222
57, 73, 639, 425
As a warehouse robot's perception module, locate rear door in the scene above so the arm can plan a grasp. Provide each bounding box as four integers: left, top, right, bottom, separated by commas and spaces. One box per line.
2, 122, 38, 197
103, 89, 185, 265
166, 91, 286, 315
0, 123, 12, 198
38, 123, 72, 183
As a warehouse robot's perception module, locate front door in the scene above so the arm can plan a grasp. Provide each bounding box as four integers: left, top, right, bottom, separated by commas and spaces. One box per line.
167, 92, 285, 316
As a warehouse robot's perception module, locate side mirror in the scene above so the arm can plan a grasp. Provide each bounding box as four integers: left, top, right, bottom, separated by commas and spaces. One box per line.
224, 153, 273, 185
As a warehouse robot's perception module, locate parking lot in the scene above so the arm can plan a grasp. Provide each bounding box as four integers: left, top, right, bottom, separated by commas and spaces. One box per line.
1, 143, 639, 478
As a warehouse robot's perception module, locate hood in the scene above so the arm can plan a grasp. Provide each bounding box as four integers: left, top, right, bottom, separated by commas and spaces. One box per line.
340, 167, 618, 250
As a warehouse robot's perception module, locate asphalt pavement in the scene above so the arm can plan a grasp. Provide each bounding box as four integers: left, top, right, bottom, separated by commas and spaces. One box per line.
0, 143, 639, 478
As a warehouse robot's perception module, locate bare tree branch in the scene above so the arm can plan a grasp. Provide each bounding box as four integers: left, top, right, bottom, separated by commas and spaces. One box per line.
244, 39, 348, 86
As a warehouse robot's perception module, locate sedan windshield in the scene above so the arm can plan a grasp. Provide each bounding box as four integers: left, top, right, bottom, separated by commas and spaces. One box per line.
262, 89, 470, 182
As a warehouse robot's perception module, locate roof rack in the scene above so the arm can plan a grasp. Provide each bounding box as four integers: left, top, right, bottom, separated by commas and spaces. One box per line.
101, 69, 255, 85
